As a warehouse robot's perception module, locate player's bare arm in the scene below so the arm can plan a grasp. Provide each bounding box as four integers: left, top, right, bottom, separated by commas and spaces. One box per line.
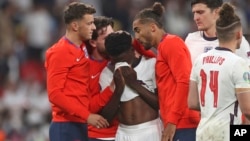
188, 80, 200, 111
236, 88, 250, 121
99, 68, 125, 124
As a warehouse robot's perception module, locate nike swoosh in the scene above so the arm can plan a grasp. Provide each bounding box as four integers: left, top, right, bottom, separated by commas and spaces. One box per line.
76, 58, 80, 62
91, 73, 100, 79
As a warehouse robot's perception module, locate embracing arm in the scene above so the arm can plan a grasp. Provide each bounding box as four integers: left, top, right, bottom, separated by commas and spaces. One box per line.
132, 39, 156, 58
89, 86, 114, 113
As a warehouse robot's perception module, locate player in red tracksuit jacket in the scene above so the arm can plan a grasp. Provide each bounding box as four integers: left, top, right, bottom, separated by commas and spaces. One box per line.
44, 2, 109, 141
132, 2, 200, 141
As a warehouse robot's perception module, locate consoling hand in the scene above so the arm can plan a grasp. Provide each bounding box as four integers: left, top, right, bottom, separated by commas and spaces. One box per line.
87, 114, 109, 129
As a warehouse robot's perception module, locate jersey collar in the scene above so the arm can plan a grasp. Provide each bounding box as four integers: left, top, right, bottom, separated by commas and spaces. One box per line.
215, 47, 233, 52
202, 32, 217, 41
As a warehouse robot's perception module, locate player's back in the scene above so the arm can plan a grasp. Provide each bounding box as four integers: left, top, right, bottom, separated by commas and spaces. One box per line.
192, 47, 248, 141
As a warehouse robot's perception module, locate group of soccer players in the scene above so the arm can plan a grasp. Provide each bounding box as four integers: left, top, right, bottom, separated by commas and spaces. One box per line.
44, 0, 250, 141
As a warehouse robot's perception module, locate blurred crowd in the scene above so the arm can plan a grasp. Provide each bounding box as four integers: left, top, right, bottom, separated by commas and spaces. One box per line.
0, 0, 249, 140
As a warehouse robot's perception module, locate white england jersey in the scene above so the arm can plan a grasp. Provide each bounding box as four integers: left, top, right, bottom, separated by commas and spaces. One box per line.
99, 56, 156, 101
185, 31, 250, 64
190, 47, 250, 141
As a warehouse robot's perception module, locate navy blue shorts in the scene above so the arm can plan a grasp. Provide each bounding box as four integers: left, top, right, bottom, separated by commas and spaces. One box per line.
173, 128, 196, 141
49, 122, 88, 141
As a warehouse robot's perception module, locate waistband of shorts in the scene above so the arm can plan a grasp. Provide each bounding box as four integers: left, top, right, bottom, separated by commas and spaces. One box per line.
119, 118, 161, 129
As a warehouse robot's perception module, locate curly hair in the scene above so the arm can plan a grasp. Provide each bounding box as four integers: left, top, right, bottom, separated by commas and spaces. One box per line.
92, 16, 114, 40
105, 30, 132, 57
85, 16, 114, 55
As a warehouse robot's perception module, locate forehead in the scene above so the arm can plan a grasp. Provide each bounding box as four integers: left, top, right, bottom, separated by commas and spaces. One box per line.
97, 25, 114, 37
82, 14, 94, 21
100, 25, 113, 32
132, 19, 146, 29
192, 3, 210, 12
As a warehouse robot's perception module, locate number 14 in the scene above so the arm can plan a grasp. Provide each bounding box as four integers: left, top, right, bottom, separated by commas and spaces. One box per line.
200, 69, 219, 107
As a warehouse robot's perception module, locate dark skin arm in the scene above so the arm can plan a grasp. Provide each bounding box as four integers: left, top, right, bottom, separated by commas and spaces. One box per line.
99, 68, 125, 124
119, 66, 159, 110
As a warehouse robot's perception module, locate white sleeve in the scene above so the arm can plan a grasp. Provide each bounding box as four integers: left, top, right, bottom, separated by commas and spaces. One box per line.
184, 33, 191, 46
115, 62, 130, 70
99, 67, 113, 92
235, 36, 250, 64
233, 58, 250, 88
190, 66, 198, 82
190, 55, 202, 82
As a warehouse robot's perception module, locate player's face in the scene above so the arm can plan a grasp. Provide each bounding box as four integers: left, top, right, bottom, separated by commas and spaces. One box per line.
192, 3, 218, 32
77, 14, 96, 41
132, 19, 154, 50
95, 25, 114, 55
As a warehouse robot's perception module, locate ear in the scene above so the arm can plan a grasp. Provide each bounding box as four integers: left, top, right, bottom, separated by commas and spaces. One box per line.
214, 7, 221, 14
236, 30, 242, 40
214, 7, 221, 18
71, 21, 79, 31
150, 23, 157, 32
89, 40, 97, 48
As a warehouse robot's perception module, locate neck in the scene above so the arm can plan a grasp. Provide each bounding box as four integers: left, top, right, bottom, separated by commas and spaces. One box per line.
65, 30, 83, 46
203, 26, 217, 37
155, 29, 167, 48
219, 41, 238, 53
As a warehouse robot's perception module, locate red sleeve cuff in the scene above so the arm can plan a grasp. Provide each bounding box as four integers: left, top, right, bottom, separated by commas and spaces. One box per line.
81, 110, 90, 121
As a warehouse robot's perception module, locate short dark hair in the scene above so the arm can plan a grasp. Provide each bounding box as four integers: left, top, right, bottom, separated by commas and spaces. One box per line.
63, 2, 96, 24
85, 16, 114, 54
191, 0, 222, 9
92, 16, 114, 40
105, 31, 132, 57
216, 3, 241, 42
134, 2, 165, 28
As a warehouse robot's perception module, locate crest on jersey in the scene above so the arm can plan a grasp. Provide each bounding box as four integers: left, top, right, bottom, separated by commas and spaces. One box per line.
243, 72, 250, 83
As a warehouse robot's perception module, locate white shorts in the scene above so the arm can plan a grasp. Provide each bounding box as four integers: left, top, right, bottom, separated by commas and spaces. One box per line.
115, 118, 163, 141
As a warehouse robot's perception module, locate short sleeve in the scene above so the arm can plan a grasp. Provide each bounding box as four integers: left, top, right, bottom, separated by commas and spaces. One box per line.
233, 58, 250, 88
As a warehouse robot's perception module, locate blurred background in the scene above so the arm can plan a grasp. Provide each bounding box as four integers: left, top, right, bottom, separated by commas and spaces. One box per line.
0, 0, 249, 140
